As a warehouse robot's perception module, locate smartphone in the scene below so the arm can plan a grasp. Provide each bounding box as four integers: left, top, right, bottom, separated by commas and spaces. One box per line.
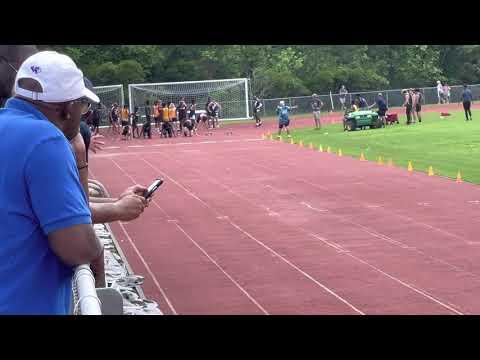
144, 179, 164, 199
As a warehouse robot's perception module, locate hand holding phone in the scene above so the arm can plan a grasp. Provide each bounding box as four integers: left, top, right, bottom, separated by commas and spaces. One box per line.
144, 178, 164, 199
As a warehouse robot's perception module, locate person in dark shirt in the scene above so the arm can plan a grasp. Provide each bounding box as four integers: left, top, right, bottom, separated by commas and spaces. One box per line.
91, 103, 102, 135
374, 93, 388, 126
178, 97, 187, 133
462, 85, 474, 121
253, 96, 263, 127
402, 89, 413, 125
131, 106, 140, 138
357, 95, 368, 109
141, 100, 152, 138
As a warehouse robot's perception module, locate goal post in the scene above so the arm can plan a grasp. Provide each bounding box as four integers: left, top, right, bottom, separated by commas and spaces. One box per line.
128, 78, 251, 121
92, 85, 124, 126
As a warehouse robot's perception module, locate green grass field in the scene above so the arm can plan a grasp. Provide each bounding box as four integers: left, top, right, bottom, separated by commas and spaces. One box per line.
286, 109, 480, 184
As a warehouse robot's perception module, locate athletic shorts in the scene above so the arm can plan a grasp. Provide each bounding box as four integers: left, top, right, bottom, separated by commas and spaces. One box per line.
378, 109, 387, 117
313, 111, 321, 121
463, 101, 471, 111
415, 104, 421, 112
122, 125, 129, 136
279, 119, 290, 129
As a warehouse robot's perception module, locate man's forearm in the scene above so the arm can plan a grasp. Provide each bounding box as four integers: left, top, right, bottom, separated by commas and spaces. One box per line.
89, 197, 118, 203
90, 202, 120, 224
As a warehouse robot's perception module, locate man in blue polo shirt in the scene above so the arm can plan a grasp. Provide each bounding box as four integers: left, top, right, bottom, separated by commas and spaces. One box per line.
0, 51, 104, 314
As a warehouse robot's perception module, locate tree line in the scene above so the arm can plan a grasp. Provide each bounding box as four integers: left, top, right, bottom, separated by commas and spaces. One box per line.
37, 45, 480, 98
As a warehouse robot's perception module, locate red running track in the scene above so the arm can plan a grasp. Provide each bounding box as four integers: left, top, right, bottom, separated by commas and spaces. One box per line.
89, 106, 480, 315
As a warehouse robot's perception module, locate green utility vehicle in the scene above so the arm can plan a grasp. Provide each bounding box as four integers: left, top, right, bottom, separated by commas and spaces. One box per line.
343, 110, 383, 131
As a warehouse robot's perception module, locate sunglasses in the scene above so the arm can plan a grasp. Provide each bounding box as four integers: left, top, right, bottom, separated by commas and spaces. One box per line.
76, 98, 91, 114
19, 96, 92, 115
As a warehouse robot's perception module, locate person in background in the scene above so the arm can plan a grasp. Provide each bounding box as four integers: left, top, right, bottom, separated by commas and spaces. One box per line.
413, 89, 423, 123
461, 85, 474, 121
120, 105, 131, 140
142, 111, 152, 138
402, 89, 413, 125
357, 95, 368, 109
350, 100, 359, 112
153, 100, 161, 132
109, 103, 119, 135
0, 45, 38, 107
374, 93, 388, 126
436, 80, 444, 104
253, 96, 263, 127
131, 106, 140, 138
168, 101, 178, 136
91, 103, 102, 135
276, 100, 297, 139
209, 100, 221, 128
189, 99, 199, 135
311, 93, 324, 129
339, 85, 348, 111
443, 83, 451, 104
177, 97, 187, 133
162, 102, 172, 137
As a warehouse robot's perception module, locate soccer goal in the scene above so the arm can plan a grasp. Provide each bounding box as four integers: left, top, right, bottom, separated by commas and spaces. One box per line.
128, 78, 250, 121
92, 85, 124, 126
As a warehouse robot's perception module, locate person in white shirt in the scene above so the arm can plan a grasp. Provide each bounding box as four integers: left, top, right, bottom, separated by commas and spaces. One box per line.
339, 85, 348, 110
436, 81, 444, 104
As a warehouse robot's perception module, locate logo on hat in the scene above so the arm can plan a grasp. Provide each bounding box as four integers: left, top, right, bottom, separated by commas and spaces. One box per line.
30, 65, 41, 74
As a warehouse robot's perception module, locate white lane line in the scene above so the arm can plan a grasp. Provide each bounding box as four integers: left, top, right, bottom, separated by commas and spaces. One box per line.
306, 231, 463, 314
173, 223, 269, 315
168, 155, 464, 314
142, 156, 364, 315
301, 202, 329, 212
117, 221, 178, 315
128, 145, 146, 148
143, 138, 263, 147
110, 158, 268, 314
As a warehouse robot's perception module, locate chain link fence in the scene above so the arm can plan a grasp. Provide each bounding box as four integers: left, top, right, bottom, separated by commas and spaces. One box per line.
253, 84, 480, 118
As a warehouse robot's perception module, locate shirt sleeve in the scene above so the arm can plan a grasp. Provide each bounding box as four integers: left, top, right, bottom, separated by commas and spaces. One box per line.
24, 136, 92, 235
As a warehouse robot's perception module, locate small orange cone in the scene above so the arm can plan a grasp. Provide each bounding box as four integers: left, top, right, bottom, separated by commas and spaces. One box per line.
377, 156, 383, 165
338, 149, 343, 157
360, 152, 366, 161
428, 166, 434, 176
319, 145, 323, 152
456, 171, 463, 183
408, 161, 413, 172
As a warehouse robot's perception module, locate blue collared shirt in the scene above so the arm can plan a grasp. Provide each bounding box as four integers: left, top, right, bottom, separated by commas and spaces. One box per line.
0, 98, 91, 315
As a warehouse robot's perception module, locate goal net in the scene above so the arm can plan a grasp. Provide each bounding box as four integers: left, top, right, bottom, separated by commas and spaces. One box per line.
128, 78, 250, 121
92, 85, 124, 126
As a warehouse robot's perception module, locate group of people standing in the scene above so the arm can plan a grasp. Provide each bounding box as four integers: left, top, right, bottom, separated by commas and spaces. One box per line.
402, 88, 423, 125
106, 97, 221, 140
